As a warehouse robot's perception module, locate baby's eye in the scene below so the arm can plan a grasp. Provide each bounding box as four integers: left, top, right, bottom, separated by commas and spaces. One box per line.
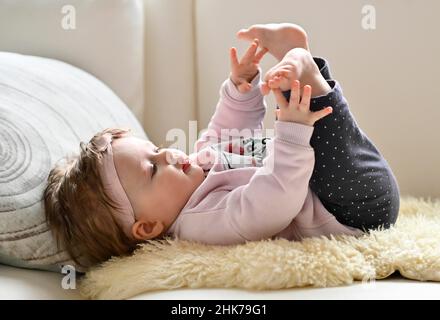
155, 147, 163, 153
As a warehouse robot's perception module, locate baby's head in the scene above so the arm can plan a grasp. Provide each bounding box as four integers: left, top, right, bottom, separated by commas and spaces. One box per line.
43, 128, 204, 268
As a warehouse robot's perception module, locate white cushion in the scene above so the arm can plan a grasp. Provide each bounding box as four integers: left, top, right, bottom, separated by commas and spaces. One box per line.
0, 52, 147, 272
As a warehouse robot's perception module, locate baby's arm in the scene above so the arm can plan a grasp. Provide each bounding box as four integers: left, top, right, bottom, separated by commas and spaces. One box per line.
177, 121, 316, 244
194, 40, 268, 152
176, 83, 333, 244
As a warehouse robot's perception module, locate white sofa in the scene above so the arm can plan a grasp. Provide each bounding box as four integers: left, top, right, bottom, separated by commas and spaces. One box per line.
1, 0, 439, 299
2, 263, 440, 300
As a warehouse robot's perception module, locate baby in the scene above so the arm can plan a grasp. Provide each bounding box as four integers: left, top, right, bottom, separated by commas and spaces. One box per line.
44, 23, 400, 268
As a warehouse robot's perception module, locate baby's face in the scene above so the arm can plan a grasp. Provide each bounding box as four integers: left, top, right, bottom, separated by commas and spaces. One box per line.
111, 137, 205, 236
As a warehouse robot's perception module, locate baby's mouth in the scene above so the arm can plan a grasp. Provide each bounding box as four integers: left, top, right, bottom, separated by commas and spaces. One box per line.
182, 162, 191, 173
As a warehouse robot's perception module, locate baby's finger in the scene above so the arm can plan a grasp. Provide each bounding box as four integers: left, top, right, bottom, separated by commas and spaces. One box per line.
242, 39, 259, 61
254, 47, 268, 63
265, 64, 291, 79
300, 85, 312, 109
290, 80, 301, 107
264, 70, 288, 88
312, 106, 333, 123
268, 78, 278, 89
272, 88, 288, 108
230, 47, 239, 69
270, 75, 287, 88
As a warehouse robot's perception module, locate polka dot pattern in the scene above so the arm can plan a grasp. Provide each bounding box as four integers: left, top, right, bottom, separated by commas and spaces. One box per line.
281, 58, 400, 231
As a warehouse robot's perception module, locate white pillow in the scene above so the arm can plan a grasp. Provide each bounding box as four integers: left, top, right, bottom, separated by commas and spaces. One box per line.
0, 52, 147, 272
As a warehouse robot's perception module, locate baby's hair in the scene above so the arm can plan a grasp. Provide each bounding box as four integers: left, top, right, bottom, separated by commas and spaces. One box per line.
43, 128, 140, 269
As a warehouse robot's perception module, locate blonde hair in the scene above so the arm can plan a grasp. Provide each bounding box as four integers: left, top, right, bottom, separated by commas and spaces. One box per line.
43, 128, 140, 269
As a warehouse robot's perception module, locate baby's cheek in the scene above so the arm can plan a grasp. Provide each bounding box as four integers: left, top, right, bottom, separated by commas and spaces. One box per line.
192, 166, 205, 184
171, 170, 191, 190
181, 168, 203, 195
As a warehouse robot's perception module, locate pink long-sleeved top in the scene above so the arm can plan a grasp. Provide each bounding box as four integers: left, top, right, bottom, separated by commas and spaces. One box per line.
165, 74, 363, 244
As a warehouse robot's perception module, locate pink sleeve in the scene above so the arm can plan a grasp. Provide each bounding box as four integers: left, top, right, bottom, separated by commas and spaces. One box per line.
177, 121, 316, 245
195, 72, 266, 152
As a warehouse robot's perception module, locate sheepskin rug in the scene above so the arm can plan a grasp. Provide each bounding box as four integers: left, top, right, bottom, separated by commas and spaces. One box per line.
79, 196, 440, 299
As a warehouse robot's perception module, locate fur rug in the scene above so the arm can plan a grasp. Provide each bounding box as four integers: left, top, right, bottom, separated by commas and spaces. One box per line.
79, 196, 440, 299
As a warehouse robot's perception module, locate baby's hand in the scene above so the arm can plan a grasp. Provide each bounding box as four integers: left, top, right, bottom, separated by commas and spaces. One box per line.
229, 39, 268, 93
274, 80, 333, 126
261, 61, 299, 96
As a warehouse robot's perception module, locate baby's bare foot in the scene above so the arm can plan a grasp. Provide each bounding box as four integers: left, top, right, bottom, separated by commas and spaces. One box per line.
237, 23, 309, 61
263, 47, 331, 97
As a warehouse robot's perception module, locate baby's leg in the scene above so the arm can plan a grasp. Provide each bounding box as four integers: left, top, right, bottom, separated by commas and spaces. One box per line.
285, 56, 400, 231
240, 23, 400, 231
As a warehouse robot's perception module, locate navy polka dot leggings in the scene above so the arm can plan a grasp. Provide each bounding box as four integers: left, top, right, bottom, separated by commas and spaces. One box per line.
281, 57, 400, 231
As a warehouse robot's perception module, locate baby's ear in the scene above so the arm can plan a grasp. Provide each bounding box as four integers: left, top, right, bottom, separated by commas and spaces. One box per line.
131, 220, 164, 240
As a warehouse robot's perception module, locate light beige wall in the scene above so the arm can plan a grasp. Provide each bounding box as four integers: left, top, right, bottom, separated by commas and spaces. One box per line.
194, 0, 440, 198
143, 0, 196, 146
